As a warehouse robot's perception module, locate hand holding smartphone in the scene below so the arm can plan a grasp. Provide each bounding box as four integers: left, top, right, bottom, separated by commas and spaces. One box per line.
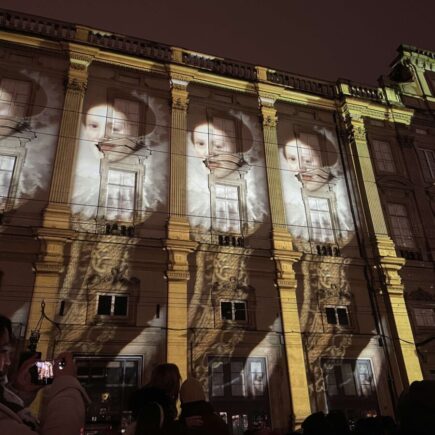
29, 357, 67, 384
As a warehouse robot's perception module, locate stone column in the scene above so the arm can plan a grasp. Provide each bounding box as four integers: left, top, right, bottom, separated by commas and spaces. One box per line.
165, 70, 196, 380
342, 110, 423, 387
258, 93, 311, 426
27, 45, 96, 360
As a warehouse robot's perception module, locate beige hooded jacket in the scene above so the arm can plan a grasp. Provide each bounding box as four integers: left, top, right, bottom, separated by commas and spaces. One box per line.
0, 375, 90, 435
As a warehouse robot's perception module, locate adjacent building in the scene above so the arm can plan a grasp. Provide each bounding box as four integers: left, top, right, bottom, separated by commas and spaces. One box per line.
0, 9, 434, 434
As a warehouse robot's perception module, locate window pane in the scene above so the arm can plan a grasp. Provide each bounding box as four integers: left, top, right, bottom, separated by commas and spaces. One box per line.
0, 155, 16, 209
356, 362, 374, 397
250, 361, 265, 396
114, 296, 128, 316
324, 365, 339, 396
215, 184, 240, 233
231, 362, 245, 396
325, 307, 337, 325
337, 308, 349, 326
221, 302, 233, 320
308, 197, 334, 243
372, 140, 395, 173
234, 302, 247, 321
211, 361, 224, 397
97, 295, 112, 315
106, 169, 136, 222
341, 363, 357, 396
387, 203, 415, 248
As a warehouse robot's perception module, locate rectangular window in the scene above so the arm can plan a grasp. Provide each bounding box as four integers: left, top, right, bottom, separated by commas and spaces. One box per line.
0, 78, 31, 117
308, 197, 334, 243
413, 308, 435, 327
209, 357, 267, 399
297, 133, 322, 170
325, 306, 350, 327
418, 148, 435, 180
220, 301, 247, 322
108, 98, 140, 137
97, 295, 128, 317
0, 155, 16, 211
323, 359, 376, 398
215, 184, 241, 233
76, 356, 141, 427
106, 169, 136, 222
387, 203, 415, 249
372, 140, 396, 173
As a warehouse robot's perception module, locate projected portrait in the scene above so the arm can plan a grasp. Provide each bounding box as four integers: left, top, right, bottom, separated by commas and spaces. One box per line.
280, 127, 353, 246
0, 71, 62, 213
71, 91, 168, 225
187, 110, 268, 236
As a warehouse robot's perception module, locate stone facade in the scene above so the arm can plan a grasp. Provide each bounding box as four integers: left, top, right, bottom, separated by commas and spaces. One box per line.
0, 9, 434, 434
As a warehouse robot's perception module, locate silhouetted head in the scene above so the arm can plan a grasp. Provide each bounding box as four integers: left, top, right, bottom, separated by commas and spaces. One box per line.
147, 363, 182, 402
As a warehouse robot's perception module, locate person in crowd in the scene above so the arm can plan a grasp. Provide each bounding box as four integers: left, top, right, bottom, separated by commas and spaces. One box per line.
301, 411, 334, 435
178, 377, 229, 435
0, 314, 89, 435
326, 410, 351, 435
396, 380, 435, 435
126, 363, 183, 435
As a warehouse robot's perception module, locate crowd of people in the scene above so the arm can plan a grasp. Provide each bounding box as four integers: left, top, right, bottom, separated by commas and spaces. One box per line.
1, 314, 435, 435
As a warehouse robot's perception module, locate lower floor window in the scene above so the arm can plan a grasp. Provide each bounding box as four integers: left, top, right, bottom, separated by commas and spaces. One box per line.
209, 357, 270, 435
322, 358, 379, 421
76, 356, 141, 429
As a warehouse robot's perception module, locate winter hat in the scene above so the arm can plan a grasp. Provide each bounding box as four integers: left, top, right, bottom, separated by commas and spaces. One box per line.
180, 378, 206, 404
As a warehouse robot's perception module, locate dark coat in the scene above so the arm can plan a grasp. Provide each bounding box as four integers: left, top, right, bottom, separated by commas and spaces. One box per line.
179, 400, 229, 435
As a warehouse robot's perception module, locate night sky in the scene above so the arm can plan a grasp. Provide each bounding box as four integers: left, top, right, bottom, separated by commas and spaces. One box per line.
0, 0, 434, 85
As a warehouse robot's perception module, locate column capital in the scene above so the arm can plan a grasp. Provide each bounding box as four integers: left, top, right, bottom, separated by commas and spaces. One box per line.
169, 73, 190, 111
260, 104, 278, 128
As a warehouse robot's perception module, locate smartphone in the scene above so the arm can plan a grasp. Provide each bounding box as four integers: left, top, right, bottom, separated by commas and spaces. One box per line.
30, 360, 55, 385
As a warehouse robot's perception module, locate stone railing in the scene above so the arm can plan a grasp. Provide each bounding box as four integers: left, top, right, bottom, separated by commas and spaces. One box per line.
183, 52, 257, 81
0, 10, 75, 40
267, 70, 336, 98
88, 31, 172, 62
348, 83, 383, 101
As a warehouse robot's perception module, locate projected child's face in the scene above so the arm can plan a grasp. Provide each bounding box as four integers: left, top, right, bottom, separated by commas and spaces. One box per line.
192, 123, 239, 178
284, 140, 325, 191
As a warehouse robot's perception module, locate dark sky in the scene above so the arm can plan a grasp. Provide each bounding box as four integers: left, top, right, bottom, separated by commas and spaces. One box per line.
0, 0, 434, 85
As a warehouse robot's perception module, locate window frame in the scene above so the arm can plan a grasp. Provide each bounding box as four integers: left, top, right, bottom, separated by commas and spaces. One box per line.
417, 147, 435, 181
324, 305, 351, 328
0, 148, 26, 213
386, 202, 416, 250
96, 293, 129, 317
370, 139, 397, 174
97, 160, 145, 226
75, 355, 142, 428
412, 306, 435, 329
208, 356, 269, 400
209, 176, 247, 237
220, 300, 248, 323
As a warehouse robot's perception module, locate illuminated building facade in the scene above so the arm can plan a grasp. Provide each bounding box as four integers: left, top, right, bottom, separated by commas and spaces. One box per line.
0, 9, 434, 434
